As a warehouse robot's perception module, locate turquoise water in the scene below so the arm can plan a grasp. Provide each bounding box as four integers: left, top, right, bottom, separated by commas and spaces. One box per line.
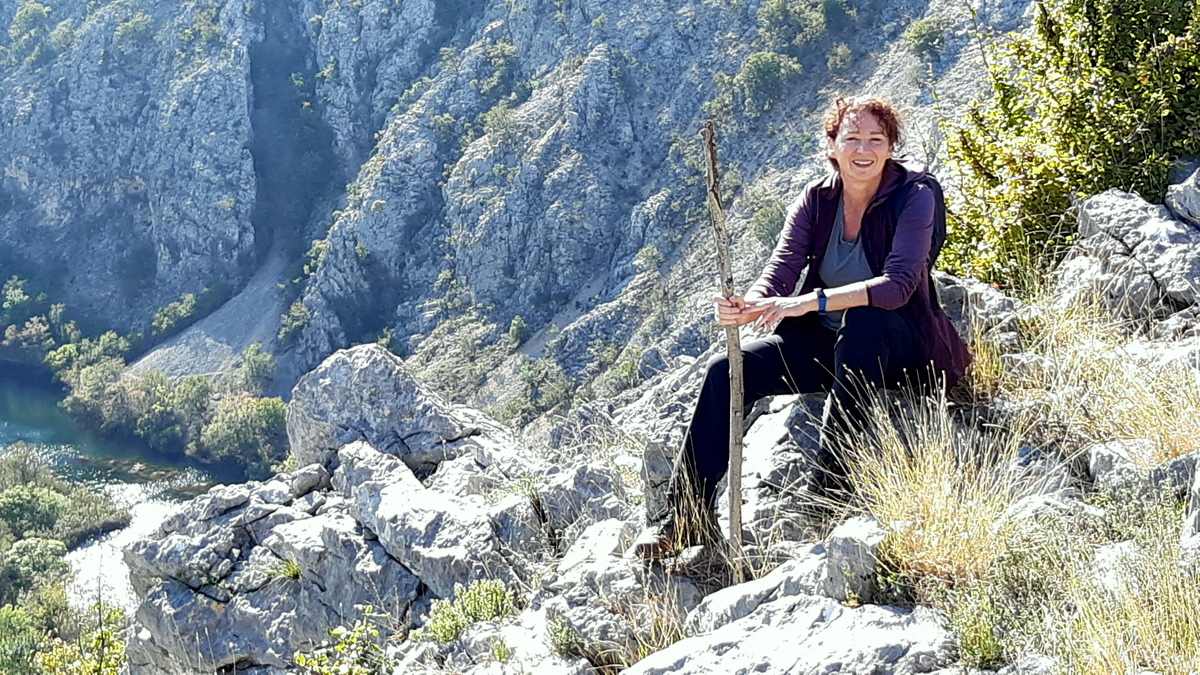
0, 369, 232, 609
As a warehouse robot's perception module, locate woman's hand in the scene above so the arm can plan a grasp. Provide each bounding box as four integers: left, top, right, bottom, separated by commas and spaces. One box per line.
712, 294, 765, 326
745, 296, 812, 332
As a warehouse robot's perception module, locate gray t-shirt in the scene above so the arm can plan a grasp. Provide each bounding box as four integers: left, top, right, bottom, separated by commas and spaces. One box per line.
817, 201, 874, 331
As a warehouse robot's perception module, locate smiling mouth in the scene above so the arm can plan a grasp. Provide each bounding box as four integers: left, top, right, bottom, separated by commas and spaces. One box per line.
851, 160, 874, 167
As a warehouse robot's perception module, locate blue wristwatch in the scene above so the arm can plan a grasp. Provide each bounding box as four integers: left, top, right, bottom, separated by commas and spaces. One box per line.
816, 288, 827, 314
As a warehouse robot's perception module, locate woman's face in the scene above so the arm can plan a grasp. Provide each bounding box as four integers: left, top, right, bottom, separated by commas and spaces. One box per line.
829, 111, 893, 182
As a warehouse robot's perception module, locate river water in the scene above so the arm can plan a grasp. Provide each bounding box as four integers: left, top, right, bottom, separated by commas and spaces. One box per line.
0, 370, 238, 611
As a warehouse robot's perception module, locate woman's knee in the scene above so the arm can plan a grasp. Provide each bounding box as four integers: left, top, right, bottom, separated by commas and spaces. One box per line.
834, 308, 895, 375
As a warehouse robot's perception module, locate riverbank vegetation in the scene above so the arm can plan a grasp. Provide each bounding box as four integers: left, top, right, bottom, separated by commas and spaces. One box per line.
2, 274, 288, 479
0, 445, 129, 673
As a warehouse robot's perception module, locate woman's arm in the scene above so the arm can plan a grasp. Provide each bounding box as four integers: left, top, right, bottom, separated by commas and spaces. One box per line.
863, 182, 935, 309
747, 182, 934, 327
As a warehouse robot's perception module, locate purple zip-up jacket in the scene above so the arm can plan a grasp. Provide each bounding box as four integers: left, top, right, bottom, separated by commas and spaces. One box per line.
747, 158, 972, 387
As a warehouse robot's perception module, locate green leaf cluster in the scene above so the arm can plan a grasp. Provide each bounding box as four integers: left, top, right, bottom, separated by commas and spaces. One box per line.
414, 580, 516, 645
943, 0, 1200, 284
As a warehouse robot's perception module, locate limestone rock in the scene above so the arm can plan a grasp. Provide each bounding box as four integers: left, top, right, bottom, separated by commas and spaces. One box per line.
287, 344, 526, 475
332, 440, 520, 599
1053, 189, 1200, 330
626, 593, 954, 674
123, 468, 417, 672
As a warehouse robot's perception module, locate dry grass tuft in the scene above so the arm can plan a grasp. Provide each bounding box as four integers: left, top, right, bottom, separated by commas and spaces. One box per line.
967, 287, 1200, 467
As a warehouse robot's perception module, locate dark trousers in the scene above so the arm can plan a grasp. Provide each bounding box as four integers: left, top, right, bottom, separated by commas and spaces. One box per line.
666, 306, 929, 513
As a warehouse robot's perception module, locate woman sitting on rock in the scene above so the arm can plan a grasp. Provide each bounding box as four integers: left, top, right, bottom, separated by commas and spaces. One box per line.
635, 96, 972, 560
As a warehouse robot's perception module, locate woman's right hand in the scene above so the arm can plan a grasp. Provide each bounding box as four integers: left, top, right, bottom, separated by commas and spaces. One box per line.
713, 294, 765, 326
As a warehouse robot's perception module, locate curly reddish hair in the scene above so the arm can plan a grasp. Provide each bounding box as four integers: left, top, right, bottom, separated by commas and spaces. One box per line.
822, 96, 904, 171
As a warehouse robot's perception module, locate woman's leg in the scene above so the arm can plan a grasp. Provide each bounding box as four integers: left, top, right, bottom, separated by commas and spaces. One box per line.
666, 314, 837, 516
818, 306, 926, 482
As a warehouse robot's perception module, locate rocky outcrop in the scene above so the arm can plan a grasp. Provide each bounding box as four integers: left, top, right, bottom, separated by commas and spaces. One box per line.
286, 344, 525, 475
126, 343, 636, 671
1053, 185, 1200, 337
123, 465, 423, 673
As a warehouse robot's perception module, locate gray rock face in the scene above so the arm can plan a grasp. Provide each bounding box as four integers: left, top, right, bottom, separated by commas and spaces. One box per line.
124, 466, 419, 673
1087, 440, 1199, 500
332, 440, 520, 599
626, 592, 954, 674
1, 0, 260, 332
1053, 188, 1200, 335
539, 518, 704, 666
1166, 164, 1200, 226
287, 344, 524, 474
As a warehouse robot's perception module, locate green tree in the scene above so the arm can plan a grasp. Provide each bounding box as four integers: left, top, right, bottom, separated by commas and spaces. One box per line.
0, 538, 69, 605
0, 485, 66, 538
198, 394, 287, 476
943, 0, 1200, 283
756, 0, 826, 56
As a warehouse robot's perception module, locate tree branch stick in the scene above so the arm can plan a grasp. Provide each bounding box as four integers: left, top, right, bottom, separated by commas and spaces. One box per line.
700, 120, 745, 581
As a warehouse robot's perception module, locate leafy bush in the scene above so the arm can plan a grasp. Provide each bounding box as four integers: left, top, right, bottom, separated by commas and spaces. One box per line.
756, 0, 826, 56
151, 292, 197, 336
826, 41, 852, 72
902, 16, 947, 63
492, 357, 572, 426
0, 445, 129, 548
278, 300, 310, 345
1, 538, 69, 605
230, 341, 275, 395
507, 314, 528, 345
943, 0, 1200, 283
197, 393, 288, 476
9, 0, 56, 66
0, 485, 66, 539
718, 51, 803, 119
633, 245, 664, 274
33, 601, 126, 674
414, 580, 516, 644
114, 10, 153, 54
0, 604, 40, 674
294, 606, 393, 674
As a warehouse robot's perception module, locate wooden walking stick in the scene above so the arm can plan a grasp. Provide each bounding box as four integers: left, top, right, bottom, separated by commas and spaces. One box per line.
699, 120, 746, 581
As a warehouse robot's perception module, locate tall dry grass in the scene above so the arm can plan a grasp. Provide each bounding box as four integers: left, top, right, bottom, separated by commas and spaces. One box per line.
966, 287, 1200, 467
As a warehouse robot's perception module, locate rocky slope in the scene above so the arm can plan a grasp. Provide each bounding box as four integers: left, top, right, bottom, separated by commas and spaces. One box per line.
122, 165, 1200, 673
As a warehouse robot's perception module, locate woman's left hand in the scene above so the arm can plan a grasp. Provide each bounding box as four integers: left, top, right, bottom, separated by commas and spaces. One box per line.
744, 296, 811, 333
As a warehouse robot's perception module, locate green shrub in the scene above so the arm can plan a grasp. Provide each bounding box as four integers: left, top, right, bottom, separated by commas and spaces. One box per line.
9, 0, 56, 66
0, 604, 41, 674
492, 357, 572, 426
294, 606, 392, 674
114, 10, 153, 53
0, 485, 66, 539
481, 98, 520, 148
633, 245, 664, 274
507, 314, 528, 345
232, 342, 275, 395
151, 292, 198, 336
756, 0, 826, 56
722, 51, 803, 119
415, 580, 516, 644
278, 300, 311, 345
198, 394, 287, 476
943, 0, 1200, 284
903, 16, 947, 63
0, 445, 128, 547
32, 601, 126, 674
1, 538, 69, 605
827, 41, 852, 72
